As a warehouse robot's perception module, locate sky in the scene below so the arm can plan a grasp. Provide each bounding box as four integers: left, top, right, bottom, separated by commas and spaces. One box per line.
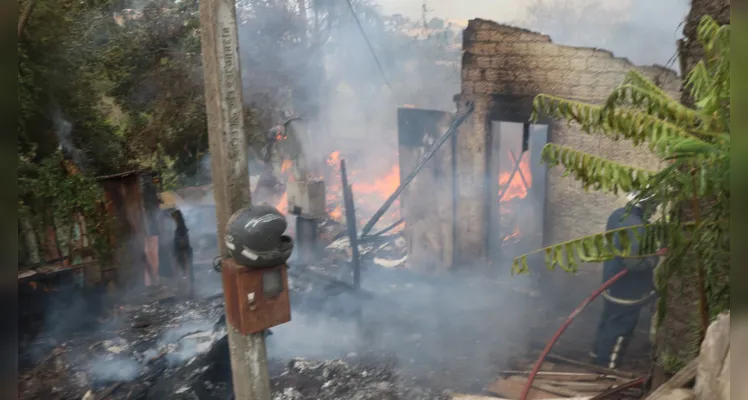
373, 0, 691, 69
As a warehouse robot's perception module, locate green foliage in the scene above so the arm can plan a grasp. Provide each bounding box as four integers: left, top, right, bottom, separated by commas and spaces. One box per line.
103, 1, 208, 180
517, 223, 671, 274
659, 351, 687, 374
513, 16, 730, 331
18, 151, 114, 266
18, 0, 459, 189
18, 0, 127, 172
541, 144, 654, 195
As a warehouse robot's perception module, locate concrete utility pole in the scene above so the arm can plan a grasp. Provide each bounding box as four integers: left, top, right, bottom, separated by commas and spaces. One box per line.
198, 0, 272, 398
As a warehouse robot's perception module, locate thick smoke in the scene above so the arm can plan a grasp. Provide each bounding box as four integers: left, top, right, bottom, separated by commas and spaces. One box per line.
234, 1, 462, 198
511, 0, 690, 71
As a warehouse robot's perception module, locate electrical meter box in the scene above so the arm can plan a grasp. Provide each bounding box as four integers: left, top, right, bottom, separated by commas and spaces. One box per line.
221, 258, 291, 334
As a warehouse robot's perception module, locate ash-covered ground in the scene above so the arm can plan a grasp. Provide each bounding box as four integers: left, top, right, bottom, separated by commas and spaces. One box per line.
19, 230, 543, 400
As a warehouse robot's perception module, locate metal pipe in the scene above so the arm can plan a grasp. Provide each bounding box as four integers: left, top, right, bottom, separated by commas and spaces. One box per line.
340, 159, 361, 289
359, 102, 475, 238
360, 218, 404, 242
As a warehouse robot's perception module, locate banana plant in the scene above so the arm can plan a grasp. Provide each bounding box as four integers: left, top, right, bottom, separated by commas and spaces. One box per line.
513, 15, 730, 338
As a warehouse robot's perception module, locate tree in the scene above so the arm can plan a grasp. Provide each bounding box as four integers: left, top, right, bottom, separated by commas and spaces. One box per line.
512, 15, 730, 369
18, 0, 127, 174
653, 0, 730, 386
104, 0, 207, 186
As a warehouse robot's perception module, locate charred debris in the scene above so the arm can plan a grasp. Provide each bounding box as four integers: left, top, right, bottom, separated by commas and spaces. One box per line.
17, 222, 500, 400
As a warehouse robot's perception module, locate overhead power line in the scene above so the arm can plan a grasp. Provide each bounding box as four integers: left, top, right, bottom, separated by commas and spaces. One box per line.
344, 0, 391, 89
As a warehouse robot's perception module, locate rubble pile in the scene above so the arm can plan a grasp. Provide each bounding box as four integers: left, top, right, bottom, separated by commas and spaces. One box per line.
325, 233, 408, 270
18, 231, 537, 399
18, 288, 227, 400
271, 358, 451, 400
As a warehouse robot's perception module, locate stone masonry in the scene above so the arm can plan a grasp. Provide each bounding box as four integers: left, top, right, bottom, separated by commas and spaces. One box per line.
453, 19, 680, 272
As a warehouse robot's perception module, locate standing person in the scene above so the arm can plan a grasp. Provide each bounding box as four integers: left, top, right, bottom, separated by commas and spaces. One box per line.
591, 192, 664, 370
171, 209, 194, 296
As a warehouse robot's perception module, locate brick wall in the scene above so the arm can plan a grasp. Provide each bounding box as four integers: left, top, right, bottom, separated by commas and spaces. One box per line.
454, 19, 680, 274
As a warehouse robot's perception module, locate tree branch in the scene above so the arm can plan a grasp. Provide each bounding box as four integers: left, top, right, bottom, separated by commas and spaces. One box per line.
18, 0, 37, 38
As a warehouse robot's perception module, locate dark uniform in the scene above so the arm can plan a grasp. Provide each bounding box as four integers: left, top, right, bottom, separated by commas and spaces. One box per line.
592, 205, 659, 369
171, 209, 194, 293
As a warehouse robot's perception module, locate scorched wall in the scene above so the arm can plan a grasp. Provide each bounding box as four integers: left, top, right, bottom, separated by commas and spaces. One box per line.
454, 19, 680, 270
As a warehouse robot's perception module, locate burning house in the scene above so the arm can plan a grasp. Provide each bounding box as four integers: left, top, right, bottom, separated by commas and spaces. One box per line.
19, 16, 684, 400
393, 19, 679, 277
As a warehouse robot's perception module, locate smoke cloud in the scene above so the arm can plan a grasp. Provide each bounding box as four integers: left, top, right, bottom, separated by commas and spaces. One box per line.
378, 0, 689, 71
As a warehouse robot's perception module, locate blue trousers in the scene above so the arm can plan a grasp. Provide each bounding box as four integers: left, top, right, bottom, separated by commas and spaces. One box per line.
592, 299, 642, 369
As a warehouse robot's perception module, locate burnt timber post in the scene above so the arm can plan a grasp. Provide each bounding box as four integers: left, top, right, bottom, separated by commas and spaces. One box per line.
340, 159, 361, 289
198, 0, 272, 398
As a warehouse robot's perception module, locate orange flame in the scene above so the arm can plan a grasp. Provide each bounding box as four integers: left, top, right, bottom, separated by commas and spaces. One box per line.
498, 151, 533, 244
319, 151, 402, 231
503, 225, 521, 243
328, 205, 343, 220
326, 151, 341, 166
281, 159, 293, 174
498, 154, 532, 201
275, 192, 288, 214
351, 165, 401, 198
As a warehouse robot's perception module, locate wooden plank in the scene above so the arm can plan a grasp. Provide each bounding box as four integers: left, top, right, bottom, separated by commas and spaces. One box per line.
543, 354, 638, 379
524, 379, 580, 398
534, 380, 613, 392
500, 371, 623, 382
458, 389, 591, 400
397, 108, 454, 273
451, 394, 507, 400
488, 376, 562, 399
644, 358, 698, 400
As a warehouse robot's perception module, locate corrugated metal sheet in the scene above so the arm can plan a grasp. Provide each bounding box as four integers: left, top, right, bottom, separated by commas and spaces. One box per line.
99, 172, 149, 285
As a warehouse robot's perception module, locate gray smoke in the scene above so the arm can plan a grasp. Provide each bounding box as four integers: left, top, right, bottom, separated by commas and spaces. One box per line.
514, 0, 689, 72
52, 107, 88, 170
87, 356, 141, 382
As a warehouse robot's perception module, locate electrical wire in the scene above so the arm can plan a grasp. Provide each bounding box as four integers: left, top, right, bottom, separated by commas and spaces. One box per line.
343, 0, 391, 88
519, 268, 631, 400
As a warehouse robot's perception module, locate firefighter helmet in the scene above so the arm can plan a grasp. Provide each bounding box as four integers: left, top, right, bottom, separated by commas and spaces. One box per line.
225, 205, 293, 268
626, 190, 656, 206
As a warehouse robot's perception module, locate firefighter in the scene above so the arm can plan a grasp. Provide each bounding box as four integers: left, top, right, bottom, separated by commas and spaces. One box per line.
591, 192, 664, 370
254, 117, 303, 201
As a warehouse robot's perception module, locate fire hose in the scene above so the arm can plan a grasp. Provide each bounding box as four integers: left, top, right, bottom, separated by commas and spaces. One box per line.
520, 248, 667, 400
520, 268, 634, 400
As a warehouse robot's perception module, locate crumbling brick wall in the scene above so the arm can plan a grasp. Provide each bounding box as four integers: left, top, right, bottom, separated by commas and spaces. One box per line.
454, 19, 680, 274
